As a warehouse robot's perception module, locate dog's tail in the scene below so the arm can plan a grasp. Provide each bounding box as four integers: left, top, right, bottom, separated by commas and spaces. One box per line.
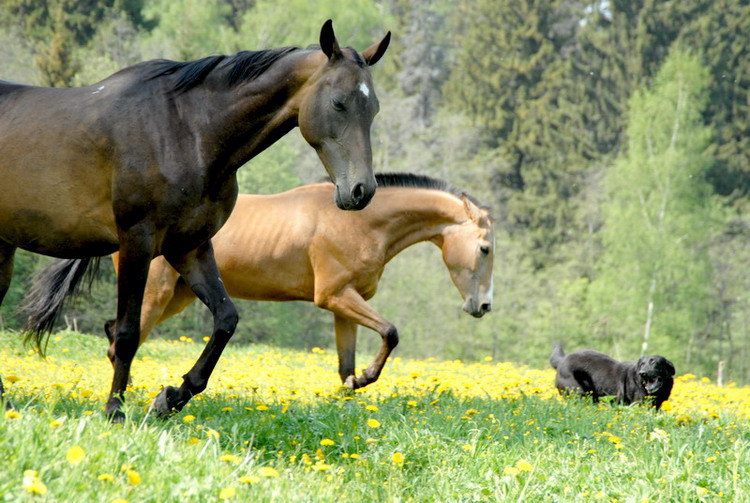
549, 342, 565, 369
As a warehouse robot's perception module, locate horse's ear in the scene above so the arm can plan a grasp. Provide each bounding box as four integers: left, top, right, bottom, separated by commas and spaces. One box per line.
320, 19, 343, 61
461, 193, 483, 222
362, 31, 391, 67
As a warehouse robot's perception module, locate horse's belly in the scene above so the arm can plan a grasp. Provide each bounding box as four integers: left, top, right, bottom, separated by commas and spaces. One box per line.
0, 206, 118, 257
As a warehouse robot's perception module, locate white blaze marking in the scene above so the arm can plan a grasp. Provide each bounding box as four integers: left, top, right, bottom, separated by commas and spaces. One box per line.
92, 85, 105, 95
358, 82, 370, 97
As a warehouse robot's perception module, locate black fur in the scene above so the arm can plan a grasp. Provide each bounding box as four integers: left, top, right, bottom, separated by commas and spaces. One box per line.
550, 342, 675, 410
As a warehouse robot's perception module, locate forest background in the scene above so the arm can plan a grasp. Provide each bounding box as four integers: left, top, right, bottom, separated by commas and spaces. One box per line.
1, 0, 749, 384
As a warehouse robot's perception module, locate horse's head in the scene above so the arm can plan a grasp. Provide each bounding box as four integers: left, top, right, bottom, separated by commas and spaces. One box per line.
298, 20, 390, 211
441, 195, 494, 318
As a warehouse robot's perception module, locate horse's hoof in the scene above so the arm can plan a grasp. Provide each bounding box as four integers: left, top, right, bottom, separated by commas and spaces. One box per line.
107, 409, 126, 424
153, 386, 180, 418
343, 375, 357, 389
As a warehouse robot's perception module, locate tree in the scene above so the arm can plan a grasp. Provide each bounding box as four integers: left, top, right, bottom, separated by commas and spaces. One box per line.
590, 48, 717, 369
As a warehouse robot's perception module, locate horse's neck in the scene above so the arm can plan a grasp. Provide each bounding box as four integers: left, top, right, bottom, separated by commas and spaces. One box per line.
379, 190, 467, 262
192, 51, 318, 175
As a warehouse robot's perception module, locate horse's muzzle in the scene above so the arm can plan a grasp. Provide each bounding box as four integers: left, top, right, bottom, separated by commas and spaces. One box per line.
463, 299, 492, 318
335, 181, 376, 210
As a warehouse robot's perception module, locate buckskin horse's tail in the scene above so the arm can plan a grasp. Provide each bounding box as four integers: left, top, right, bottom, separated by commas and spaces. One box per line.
549, 342, 565, 370
21, 258, 101, 354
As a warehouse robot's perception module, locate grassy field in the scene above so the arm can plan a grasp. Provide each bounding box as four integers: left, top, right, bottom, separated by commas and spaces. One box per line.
1, 330, 749, 502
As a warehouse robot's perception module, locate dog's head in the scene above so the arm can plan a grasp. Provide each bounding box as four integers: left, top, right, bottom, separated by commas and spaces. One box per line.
636, 355, 675, 395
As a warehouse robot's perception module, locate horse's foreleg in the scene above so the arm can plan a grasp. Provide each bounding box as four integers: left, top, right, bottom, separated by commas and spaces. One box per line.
0, 243, 16, 409
333, 314, 358, 386
324, 288, 397, 389
106, 230, 154, 421
153, 242, 238, 417
106, 256, 181, 372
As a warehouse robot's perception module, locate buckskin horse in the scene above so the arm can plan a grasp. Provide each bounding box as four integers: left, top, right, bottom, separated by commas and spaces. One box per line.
2, 20, 390, 419
106, 173, 494, 389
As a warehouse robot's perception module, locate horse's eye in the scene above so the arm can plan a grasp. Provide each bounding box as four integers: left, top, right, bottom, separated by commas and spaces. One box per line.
332, 99, 346, 112
480, 245, 490, 255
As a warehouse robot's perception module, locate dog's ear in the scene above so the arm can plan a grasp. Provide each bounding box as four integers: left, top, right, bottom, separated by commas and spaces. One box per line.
635, 356, 647, 371
663, 358, 676, 376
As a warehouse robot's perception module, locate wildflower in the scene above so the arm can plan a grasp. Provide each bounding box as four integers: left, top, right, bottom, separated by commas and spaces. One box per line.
516, 460, 533, 472
367, 418, 381, 428
219, 454, 242, 463
66, 445, 85, 465
256, 404, 269, 411
126, 470, 141, 485
258, 466, 279, 478
98, 473, 115, 482
366, 404, 378, 412
320, 438, 335, 446
206, 429, 220, 440
5, 410, 20, 419
503, 466, 519, 476
222, 407, 234, 412
239, 474, 260, 483
187, 437, 200, 445
392, 452, 405, 465
312, 463, 331, 471
219, 487, 236, 499
112, 499, 129, 503
23, 470, 47, 495
406, 400, 418, 407
660, 401, 672, 411
182, 414, 196, 423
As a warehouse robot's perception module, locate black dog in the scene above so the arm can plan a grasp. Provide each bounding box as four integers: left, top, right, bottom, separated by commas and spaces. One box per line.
549, 343, 675, 410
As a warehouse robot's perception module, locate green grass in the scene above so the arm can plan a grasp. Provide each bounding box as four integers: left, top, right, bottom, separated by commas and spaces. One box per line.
1, 331, 749, 502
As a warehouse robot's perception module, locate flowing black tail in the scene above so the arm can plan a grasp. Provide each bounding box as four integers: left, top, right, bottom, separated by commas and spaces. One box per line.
549, 342, 565, 369
21, 258, 101, 354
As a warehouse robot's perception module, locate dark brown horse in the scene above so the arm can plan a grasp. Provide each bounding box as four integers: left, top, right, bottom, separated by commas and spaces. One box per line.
2, 20, 390, 419
110, 173, 494, 389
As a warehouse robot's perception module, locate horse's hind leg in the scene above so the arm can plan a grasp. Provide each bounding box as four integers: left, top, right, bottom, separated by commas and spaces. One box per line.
322, 288, 397, 389
0, 243, 16, 408
152, 242, 238, 417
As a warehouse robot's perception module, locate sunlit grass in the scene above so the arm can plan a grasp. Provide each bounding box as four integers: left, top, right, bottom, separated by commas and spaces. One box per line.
1, 330, 749, 502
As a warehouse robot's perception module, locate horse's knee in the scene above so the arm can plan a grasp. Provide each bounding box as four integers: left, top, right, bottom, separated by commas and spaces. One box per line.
214, 300, 238, 336
111, 327, 140, 363
383, 325, 399, 350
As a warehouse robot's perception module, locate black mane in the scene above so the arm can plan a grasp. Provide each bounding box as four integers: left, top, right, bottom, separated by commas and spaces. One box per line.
374, 172, 484, 208
139, 46, 301, 93
319, 172, 486, 210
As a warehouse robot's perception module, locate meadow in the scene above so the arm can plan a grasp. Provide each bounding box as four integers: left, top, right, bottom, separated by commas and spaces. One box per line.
1, 330, 749, 502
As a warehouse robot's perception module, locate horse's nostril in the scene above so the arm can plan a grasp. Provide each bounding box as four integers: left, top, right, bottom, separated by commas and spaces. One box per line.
351, 183, 364, 203
481, 303, 491, 313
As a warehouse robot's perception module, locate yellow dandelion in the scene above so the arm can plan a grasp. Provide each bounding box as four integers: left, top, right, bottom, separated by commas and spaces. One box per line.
98, 473, 115, 482
5, 375, 19, 384
256, 404, 269, 411
365, 404, 378, 412
222, 407, 234, 412
239, 475, 260, 484
320, 438, 335, 446
219, 454, 243, 463
312, 463, 331, 472
406, 400, 418, 407
516, 460, 533, 472
112, 499, 129, 503
66, 445, 85, 465
607, 436, 621, 444
392, 452, 405, 465
206, 429, 220, 439
182, 414, 196, 423
22, 470, 47, 495
187, 437, 200, 445
126, 470, 141, 485
366, 418, 381, 428
461, 444, 472, 451
258, 466, 280, 478
5, 410, 20, 419
660, 401, 672, 411
219, 487, 236, 499
503, 466, 520, 476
